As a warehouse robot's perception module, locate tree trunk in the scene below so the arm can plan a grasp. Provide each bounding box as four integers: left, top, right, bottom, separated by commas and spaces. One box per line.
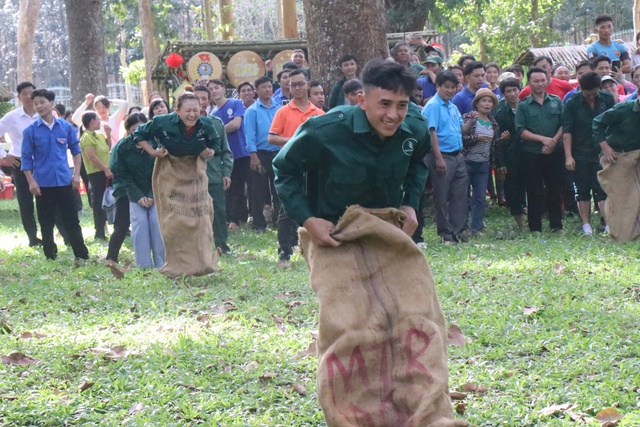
384, 0, 431, 32
634, 0, 640, 38
219, 0, 234, 40
203, 0, 214, 40
139, 0, 159, 100
64, 0, 105, 107
282, 0, 298, 39
303, 0, 388, 93
17, 0, 41, 83
275, 0, 284, 38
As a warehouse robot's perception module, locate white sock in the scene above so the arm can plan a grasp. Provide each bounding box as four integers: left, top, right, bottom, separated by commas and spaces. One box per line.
582, 223, 593, 234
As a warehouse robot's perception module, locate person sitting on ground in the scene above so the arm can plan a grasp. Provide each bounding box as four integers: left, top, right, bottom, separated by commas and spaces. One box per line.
343, 79, 364, 106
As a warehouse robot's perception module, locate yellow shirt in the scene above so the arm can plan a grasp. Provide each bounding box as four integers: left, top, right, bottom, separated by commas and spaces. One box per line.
80, 130, 111, 175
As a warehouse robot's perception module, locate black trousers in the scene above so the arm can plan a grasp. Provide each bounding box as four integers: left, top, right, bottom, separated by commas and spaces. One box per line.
250, 151, 279, 230
226, 156, 250, 224
504, 159, 527, 216
106, 196, 130, 262
2, 166, 39, 243
277, 206, 298, 258
522, 151, 563, 232
35, 185, 88, 260
88, 171, 108, 238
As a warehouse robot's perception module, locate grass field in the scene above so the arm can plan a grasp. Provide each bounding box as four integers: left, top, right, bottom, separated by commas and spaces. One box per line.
1, 195, 639, 426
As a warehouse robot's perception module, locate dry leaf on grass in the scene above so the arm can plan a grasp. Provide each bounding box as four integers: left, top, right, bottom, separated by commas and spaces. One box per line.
539, 403, 573, 416
454, 402, 467, 415
449, 391, 467, 400
447, 324, 471, 347
212, 302, 236, 315
554, 262, 566, 274
193, 290, 207, 298
596, 407, 624, 425
129, 403, 144, 414
178, 383, 201, 391
259, 372, 278, 380
462, 382, 488, 393
92, 346, 140, 362
292, 383, 307, 395
244, 361, 259, 371
196, 314, 210, 327
1, 352, 39, 366
292, 341, 317, 360
108, 264, 124, 280
0, 395, 18, 401
275, 291, 301, 299
523, 306, 540, 316
128, 303, 137, 313
19, 331, 48, 339
78, 380, 94, 392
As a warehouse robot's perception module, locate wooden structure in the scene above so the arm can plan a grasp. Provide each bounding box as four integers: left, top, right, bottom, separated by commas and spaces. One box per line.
515, 42, 639, 69
152, 30, 439, 96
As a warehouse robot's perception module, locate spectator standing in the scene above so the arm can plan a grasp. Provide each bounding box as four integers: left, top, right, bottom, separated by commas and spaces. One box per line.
452, 62, 486, 115
72, 94, 128, 147
329, 55, 358, 109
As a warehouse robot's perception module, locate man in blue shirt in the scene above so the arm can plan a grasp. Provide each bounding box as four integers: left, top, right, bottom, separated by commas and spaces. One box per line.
209, 79, 250, 233
244, 76, 281, 232
21, 89, 89, 260
423, 71, 476, 244
586, 14, 631, 74
452, 62, 485, 115
416, 55, 442, 105
273, 69, 292, 107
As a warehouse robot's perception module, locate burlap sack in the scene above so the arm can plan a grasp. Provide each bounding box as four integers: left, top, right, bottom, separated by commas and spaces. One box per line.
152, 155, 218, 277
598, 150, 640, 243
299, 206, 468, 427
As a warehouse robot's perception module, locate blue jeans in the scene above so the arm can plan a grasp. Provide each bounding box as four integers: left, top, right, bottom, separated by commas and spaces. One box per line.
129, 202, 165, 269
465, 160, 489, 232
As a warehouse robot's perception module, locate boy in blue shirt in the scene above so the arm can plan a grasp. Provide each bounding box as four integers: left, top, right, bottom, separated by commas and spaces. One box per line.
21, 89, 89, 260
586, 14, 631, 74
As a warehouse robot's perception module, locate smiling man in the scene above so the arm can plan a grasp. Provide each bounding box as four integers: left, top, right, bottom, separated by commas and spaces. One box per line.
273, 59, 429, 247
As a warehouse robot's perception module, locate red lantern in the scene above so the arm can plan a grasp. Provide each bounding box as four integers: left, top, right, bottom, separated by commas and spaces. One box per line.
165, 53, 184, 68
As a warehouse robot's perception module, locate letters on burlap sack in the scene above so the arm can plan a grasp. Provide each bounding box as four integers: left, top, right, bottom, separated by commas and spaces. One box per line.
299, 206, 468, 427
598, 150, 640, 243
152, 155, 218, 278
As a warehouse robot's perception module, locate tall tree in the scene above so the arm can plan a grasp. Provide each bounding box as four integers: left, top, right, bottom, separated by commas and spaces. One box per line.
64, 0, 106, 106
17, 0, 42, 83
303, 0, 388, 95
385, 0, 432, 32
139, 0, 159, 98
219, 0, 234, 40
203, 0, 215, 39
282, 0, 298, 38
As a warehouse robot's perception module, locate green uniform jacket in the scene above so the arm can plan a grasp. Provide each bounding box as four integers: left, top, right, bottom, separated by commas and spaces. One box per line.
133, 113, 219, 157
494, 98, 521, 169
593, 99, 640, 153
109, 135, 129, 200
273, 105, 431, 225
328, 79, 347, 110
515, 93, 563, 155
563, 91, 614, 164
205, 115, 234, 185
111, 133, 156, 203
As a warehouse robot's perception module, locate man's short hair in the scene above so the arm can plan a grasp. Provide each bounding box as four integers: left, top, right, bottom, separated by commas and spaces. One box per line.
436, 70, 459, 87
288, 68, 308, 80
457, 54, 476, 67
447, 65, 463, 73
595, 14, 613, 26
499, 77, 521, 94
309, 81, 323, 90
339, 54, 357, 66
254, 76, 272, 88
591, 55, 611, 67
292, 49, 305, 56
237, 81, 254, 92
124, 112, 148, 132
415, 81, 423, 90
504, 64, 524, 75
526, 66, 547, 81
578, 72, 602, 91
463, 61, 485, 76
208, 79, 225, 87
16, 81, 35, 94
54, 104, 66, 116
361, 59, 415, 97
575, 59, 595, 72
343, 79, 363, 95
532, 56, 554, 68
282, 61, 298, 71
193, 84, 211, 98
31, 88, 55, 102
276, 69, 291, 82
485, 63, 500, 73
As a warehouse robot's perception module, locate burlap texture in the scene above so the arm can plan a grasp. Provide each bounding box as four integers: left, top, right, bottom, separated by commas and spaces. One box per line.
598, 150, 640, 243
152, 155, 218, 278
300, 205, 468, 427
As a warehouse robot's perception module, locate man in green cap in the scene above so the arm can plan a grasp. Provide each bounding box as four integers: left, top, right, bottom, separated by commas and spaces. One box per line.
273, 59, 430, 246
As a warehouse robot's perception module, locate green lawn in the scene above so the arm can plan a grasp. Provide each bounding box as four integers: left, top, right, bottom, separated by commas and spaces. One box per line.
1, 196, 639, 426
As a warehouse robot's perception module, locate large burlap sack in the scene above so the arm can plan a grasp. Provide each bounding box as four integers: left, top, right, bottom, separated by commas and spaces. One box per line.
299, 206, 468, 427
152, 155, 218, 277
598, 150, 640, 243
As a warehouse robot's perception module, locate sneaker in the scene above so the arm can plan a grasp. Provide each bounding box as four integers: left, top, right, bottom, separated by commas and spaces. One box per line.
604, 225, 610, 234
416, 242, 427, 249
455, 230, 470, 243
581, 223, 593, 236
217, 244, 232, 255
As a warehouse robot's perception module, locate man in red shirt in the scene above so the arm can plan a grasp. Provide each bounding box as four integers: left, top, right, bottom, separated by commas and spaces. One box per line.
519, 56, 574, 100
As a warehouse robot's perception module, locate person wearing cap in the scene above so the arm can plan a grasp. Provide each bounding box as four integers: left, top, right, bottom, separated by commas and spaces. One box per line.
416, 55, 442, 105
600, 75, 626, 103
515, 66, 564, 233
563, 71, 615, 236
461, 88, 500, 235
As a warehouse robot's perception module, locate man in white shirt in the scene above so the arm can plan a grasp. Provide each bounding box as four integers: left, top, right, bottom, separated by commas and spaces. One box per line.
0, 82, 43, 246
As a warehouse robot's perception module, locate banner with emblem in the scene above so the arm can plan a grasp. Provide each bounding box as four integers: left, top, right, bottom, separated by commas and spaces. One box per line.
187, 52, 223, 82
226, 51, 265, 87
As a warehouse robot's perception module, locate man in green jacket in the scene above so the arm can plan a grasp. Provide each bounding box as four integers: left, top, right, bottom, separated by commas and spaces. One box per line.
273, 59, 430, 246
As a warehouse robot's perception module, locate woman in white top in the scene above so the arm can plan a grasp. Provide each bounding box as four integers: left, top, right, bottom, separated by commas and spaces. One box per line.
72, 93, 128, 147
